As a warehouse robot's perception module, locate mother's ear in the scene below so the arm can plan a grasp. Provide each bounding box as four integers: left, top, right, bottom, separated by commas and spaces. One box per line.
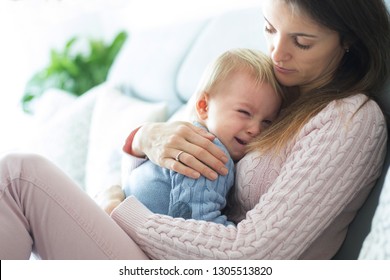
341, 36, 354, 54
195, 92, 209, 120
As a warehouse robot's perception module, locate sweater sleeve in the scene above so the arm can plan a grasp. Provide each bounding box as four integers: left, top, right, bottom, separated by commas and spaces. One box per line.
120, 127, 148, 186
111, 96, 387, 259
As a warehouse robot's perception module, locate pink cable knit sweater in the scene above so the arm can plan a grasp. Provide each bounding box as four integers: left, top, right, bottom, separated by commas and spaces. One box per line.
111, 94, 387, 259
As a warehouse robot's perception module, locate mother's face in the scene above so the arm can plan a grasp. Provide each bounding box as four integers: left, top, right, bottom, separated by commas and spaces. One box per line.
262, 0, 346, 93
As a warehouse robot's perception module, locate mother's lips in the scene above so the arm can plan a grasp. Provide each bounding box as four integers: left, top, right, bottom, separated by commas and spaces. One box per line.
274, 65, 295, 73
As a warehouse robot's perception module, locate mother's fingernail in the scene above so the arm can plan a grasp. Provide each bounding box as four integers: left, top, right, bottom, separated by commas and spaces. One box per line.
220, 166, 228, 176
221, 156, 229, 163
209, 171, 218, 180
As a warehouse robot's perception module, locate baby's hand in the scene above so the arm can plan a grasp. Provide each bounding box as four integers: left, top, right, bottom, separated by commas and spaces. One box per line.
94, 185, 125, 215
102, 199, 123, 215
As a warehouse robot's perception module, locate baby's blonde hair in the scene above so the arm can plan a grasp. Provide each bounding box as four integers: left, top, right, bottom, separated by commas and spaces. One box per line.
201, 48, 280, 94
188, 48, 284, 119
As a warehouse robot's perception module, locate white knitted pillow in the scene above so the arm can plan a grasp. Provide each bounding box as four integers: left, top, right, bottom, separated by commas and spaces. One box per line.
84, 86, 167, 196
24, 86, 99, 189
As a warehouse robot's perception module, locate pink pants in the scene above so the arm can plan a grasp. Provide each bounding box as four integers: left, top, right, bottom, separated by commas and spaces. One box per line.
0, 153, 148, 260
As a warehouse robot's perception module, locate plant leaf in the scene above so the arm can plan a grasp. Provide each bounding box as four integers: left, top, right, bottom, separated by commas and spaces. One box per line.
21, 30, 128, 113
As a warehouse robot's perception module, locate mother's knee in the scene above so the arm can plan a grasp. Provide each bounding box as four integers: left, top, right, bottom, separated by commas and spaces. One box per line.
0, 153, 51, 180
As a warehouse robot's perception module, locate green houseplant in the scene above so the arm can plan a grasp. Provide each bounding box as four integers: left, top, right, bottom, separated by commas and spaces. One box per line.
21, 31, 128, 113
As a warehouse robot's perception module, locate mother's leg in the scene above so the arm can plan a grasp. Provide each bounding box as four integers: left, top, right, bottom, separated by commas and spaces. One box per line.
0, 153, 148, 260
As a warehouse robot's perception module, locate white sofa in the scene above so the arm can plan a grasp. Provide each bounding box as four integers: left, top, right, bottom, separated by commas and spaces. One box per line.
20, 5, 390, 259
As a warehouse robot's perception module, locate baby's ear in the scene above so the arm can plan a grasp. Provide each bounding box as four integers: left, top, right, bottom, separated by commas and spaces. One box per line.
195, 92, 209, 120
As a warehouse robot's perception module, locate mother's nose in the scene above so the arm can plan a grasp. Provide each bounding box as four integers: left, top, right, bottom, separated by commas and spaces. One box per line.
269, 36, 291, 64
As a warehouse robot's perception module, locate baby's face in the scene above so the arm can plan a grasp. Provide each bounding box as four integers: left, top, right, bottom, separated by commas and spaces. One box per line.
201, 72, 281, 161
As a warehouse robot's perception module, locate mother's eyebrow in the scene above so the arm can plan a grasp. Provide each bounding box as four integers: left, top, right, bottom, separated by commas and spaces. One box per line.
291, 33, 318, 38
263, 16, 318, 38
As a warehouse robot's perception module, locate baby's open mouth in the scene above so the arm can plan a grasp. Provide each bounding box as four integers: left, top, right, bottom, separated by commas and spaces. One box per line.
235, 137, 247, 145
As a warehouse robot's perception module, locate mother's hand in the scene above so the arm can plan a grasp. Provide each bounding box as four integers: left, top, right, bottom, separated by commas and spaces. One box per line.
133, 121, 229, 180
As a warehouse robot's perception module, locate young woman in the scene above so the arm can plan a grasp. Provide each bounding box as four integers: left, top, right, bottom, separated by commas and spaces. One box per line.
1, 0, 389, 259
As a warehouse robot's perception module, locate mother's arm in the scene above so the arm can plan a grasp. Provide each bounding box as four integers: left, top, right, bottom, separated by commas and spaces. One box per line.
126, 121, 229, 180
112, 98, 387, 259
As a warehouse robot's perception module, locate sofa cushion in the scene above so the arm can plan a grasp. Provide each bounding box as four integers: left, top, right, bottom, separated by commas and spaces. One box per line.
32, 88, 77, 121
176, 6, 266, 102
84, 85, 167, 196
23, 86, 99, 189
106, 19, 208, 116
